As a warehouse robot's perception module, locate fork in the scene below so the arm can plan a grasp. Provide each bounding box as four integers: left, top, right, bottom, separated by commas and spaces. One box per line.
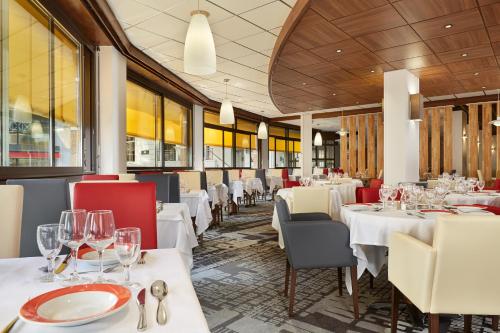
137, 251, 147, 265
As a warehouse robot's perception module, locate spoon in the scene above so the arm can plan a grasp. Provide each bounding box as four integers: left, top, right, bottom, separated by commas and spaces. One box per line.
150, 280, 168, 325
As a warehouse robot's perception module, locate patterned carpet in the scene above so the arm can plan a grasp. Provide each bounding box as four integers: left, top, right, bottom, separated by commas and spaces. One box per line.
191, 201, 495, 333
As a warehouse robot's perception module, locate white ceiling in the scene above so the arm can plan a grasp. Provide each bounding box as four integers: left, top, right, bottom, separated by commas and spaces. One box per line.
107, 0, 297, 118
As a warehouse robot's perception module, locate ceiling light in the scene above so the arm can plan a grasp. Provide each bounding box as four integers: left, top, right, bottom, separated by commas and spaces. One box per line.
370, 70, 375, 73
332, 93, 336, 96
474, 72, 479, 76
482, 86, 486, 89
461, 53, 468, 57
444, 24, 453, 29
314, 132, 323, 146
257, 121, 268, 139
219, 79, 234, 125
336, 49, 342, 53
184, 9, 216, 75
302, 82, 307, 85
336, 112, 349, 136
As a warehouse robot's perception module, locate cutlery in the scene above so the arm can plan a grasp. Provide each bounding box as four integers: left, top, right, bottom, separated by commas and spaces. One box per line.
136, 288, 147, 332
54, 253, 72, 274
150, 280, 168, 325
1, 316, 18, 333
407, 212, 425, 219
137, 251, 147, 265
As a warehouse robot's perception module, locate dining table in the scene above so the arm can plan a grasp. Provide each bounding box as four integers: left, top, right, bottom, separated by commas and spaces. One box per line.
207, 183, 229, 206
312, 179, 362, 204
180, 189, 212, 235
242, 177, 263, 194
228, 180, 244, 204
266, 175, 283, 192
0, 248, 210, 333
445, 191, 500, 207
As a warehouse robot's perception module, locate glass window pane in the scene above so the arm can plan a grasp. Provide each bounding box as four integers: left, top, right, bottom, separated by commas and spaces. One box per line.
224, 131, 232, 167
276, 139, 286, 167
204, 127, 223, 168
237, 119, 256, 133
235, 133, 250, 167
251, 134, 258, 169
164, 98, 190, 167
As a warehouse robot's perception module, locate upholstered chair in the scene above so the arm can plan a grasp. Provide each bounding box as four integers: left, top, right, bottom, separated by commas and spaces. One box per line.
136, 174, 169, 202
389, 215, 500, 333
0, 185, 23, 258
81, 174, 119, 181
241, 169, 256, 179
164, 173, 180, 203
275, 196, 359, 318
291, 187, 330, 215
206, 169, 224, 185
178, 171, 202, 191
118, 173, 136, 181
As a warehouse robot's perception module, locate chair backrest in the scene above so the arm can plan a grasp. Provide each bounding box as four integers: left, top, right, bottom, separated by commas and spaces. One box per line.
136, 174, 169, 202
291, 187, 330, 214
178, 171, 201, 190
227, 169, 240, 182
323, 168, 329, 175
241, 169, 256, 179
292, 168, 301, 176
281, 168, 289, 180
495, 179, 500, 190
82, 174, 119, 181
0, 185, 23, 258
164, 173, 180, 203
275, 195, 291, 225
359, 188, 380, 203
369, 178, 383, 188
222, 170, 230, 187
477, 169, 484, 182
118, 173, 136, 181
74, 182, 157, 249
200, 171, 207, 191
206, 169, 223, 185
255, 169, 267, 190
430, 215, 500, 315
6, 178, 70, 257
283, 180, 300, 188
268, 169, 282, 178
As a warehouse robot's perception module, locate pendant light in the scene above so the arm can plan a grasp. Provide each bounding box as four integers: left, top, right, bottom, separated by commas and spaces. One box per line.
184, 0, 216, 75
336, 109, 349, 136
314, 131, 323, 146
219, 79, 234, 125
257, 120, 268, 139
489, 89, 500, 126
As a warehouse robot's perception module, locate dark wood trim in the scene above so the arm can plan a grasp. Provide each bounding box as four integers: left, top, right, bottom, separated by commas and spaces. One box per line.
0, 167, 84, 180
269, 116, 301, 122
424, 94, 500, 108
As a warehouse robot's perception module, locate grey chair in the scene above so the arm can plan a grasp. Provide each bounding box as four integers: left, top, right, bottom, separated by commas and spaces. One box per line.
275, 196, 359, 318
255, 169, 267, 200
136, 174, 169, 203
165, 173, 180, 203
222, 170, 229, 187
200, 171, 208, 191
6, 178, 70, 257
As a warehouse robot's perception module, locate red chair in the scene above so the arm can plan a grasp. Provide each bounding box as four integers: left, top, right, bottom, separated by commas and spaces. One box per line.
283, 180, 300, 188
323, 168, 329, 175
281, 168, 289, 181
484, 179, 500, 191
74, 182, 157, 249
82, 174, 119, 181
369, 179, 383, 188
355, 187, 363, 203
359, 188, 380, 204
472, 204, 500, 215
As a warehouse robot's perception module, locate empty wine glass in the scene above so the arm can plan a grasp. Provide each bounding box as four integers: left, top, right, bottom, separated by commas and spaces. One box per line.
379, 188, 385, 208
114, 227, 141, 287
389, 187, 398, 208
37, 224, 62, 282
58, 209, 89, 285
85, 210, 116, 283
424, 189, 436, 209
478, 180, 485, 192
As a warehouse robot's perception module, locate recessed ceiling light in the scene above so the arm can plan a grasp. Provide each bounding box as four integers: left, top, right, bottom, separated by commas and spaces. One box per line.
474, 72, 479, 76
462, 53, 468, 57
370, 70, 375, 73
444, 24, 453, 29
336, 49, 342, 53
332, 93, 336, 96
482, 86, 486, 89
356, 101, 359, 104
302, 82, 307, 85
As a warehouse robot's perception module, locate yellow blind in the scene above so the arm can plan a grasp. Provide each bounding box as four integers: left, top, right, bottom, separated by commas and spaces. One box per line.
126, 81, 157, 140
236, 133, 250, 149
204, 127, 223, 147
276, 139, 286, 152
224, 131, 232, 147
294, 141, 301, 153
237, 119, 257, 133
164, 98, 188, 145
204, 110, 232, 128
269, 126, 286, 137
268, 137, 275, 150
289, 130, 300, 139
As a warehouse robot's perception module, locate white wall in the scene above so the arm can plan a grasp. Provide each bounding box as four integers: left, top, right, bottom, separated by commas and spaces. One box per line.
193, 104, 204, 171
97, 46, 127, 174
300, 114, 312, 177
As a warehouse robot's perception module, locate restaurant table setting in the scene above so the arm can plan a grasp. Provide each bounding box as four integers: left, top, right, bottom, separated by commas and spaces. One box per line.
311, 178, 362, 203
228, 180, 244, 204
207, 183, 229, 207
266, 175, 283, 192
179, 189, 212, 235
242, 177, 263, 194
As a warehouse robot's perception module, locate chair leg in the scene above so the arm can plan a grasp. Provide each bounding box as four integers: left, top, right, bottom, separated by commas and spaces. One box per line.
337, 267, 343, 296
284, 260, 290, 297
391, 285, 400, 333
288, 268, 297, 317
464, 315, 472, 333
369, 274, 374, 289
492, 315, 499, 332
429, 314, 439, 333
350, 265, 359, 320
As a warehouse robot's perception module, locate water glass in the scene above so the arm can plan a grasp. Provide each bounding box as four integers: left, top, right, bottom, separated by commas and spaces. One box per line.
58, 209, 89, 285
114, 227, 141, 287
478, 180, 485, 192
85, 210, 116, 283
37, 224, 62, 282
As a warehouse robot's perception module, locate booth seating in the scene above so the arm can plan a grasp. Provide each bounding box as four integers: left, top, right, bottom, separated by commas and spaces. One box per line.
136, 174, 170, 203
164, 173, 180, 203
0, 185, 23, 258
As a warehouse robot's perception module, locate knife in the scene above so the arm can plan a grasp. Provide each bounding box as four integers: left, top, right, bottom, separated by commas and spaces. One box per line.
54, 253, 71, 274
137, 288, 147, 331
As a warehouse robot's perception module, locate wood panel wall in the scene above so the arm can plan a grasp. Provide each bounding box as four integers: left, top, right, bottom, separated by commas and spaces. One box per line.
497, 102, 500, 179
357, 115, 366, 173
443, 106, 453, 173
340, 117, 348, 171
367, 114, 376, 178
348, 116, 357, 176
431, 108, 441, 177
468, 104, 479, 178
377, 113, 384, 177
419, 109, 429, 176
482, 103, 492, 182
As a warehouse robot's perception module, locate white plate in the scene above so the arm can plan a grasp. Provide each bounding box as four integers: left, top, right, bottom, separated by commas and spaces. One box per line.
455, 205, 485, 213
78, 248, 119, 266
345, 204, 372, 211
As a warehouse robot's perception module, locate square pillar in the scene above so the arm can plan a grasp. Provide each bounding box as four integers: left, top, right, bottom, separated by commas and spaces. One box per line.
193, 104, 204, 171
300, 114, 312, 177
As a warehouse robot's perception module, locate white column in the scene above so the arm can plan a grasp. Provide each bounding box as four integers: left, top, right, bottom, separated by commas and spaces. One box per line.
300, 114, 312, 177
452, 111, 464, 175
192, 104, 204, 171
383, 69, 420, 185
97, 46, 127, 174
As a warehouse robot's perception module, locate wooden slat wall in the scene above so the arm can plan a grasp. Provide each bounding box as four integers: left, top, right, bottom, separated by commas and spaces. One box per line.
482, 103, 492, 182
357, 115, 366, 173
376, 113, 384, 177
468, 104, 479, 178
431, 108, 441, 177
419, 109, 429, 178
497, 102, 500, 179
340, 117, 348, 172
349, 116, 357, 176
367, 114, 376, 178
443, 106, 453, 173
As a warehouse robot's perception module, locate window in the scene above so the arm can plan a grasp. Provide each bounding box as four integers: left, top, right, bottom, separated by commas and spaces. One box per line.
204, 127, 223, 168
268, 126, 301, 168
164, 98, 190, 167
1, 0, 82, 167
312, 133, 337, 168
268, 137, 275, 168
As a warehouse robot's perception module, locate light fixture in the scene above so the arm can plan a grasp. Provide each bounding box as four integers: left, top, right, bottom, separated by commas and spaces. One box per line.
332, 93, 336, 96
183, 1, 216, 75
219, 78, 234, 125
462, 53, 468, 57
31, 121, 44, 140
13, 95, 33, 123
336, 49, 342, 53
302, 82, 307, 85
314, 131, 323, 146
444, 24, 453, 29
489, 89, 500, 127
474, 72, 479, 76
257, 120, 268, 139
370, 69, 375, 73
336, 109, 349, 136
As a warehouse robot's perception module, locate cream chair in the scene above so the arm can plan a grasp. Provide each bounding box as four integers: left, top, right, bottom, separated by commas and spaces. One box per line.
227, 169, 240, 182
241, 169, 256, 179
291, 187, 330, 215
477, 169, 484, 182
0, 185, 23, 258
378, 169, 383, 179
178, 171, 201, 190
206, 169, 223, 185
389, 215, 500, 333
118, 173, 136, 181
269, 169, 282, 178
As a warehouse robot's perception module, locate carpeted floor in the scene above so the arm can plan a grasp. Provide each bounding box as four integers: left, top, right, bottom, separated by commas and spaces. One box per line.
191, 201, 495, 333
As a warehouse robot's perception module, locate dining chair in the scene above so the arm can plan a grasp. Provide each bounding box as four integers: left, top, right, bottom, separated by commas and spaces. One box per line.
275, 196, 359, 318
178, 171, 202, 191
241, 169, 256, 179
118, 173, 136, 181
359, 188, 381, 203
283, 180, 300, 188
389, 215, 500, 333
281, 168, 289, 181
227, 169, 240, 182
291, 187, 330, 215
206, 169, 224, 185
0, 185, 23, 258
6, 178, 70, 257
74, 182, 157, 249
136, 174, 169, 203
369, 178, 383, 188
200, 171, 208, 191
81, 174, 119, 181
255, 169, 268, 199
164, 173, 180, 203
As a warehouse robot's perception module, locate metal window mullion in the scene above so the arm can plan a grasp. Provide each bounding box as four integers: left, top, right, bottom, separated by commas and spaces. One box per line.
159, 96, 164, 169
0, 0, 8, 166
49, 18, 55, 167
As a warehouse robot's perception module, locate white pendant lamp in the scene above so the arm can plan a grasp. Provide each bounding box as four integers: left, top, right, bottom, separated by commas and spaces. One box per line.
13, 95, 33, 123
257, 121, 268, 139
219, 78, 234, 125
489, 89, 500, 127
314, 131, 323, 146
184, 1, 216, 76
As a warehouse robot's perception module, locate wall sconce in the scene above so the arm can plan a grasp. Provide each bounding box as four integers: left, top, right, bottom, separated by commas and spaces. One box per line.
409, 93, 423, 122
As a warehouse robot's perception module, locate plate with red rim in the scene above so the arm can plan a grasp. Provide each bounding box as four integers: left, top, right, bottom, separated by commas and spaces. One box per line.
19, 284, 130, 327
77, 246, 118, 266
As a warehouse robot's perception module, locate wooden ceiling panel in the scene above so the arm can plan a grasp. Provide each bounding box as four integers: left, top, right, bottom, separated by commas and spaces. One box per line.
278, 50, 324, 69
375, 42, 433, 62
311, 0, 388, 21
480, 3, 500, 26
489, 25, 500, 42
310, 39, 368, 60
289, 11, 349, 49
390, 54, 442, 69
411, 9, 483, 40
445, 56, 498, 73
411, 65, 451, 77
314, 69, 359, 83
437, 44, 494, 63
356, 26, 421, 51
294, 62, 341, 76
424, 29, 490, 53
392, 0, 477, 24
331, 52, 386, 69
348, 63, 395, 77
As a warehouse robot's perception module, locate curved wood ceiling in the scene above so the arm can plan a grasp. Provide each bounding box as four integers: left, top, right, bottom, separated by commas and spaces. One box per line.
269, 0, 500, 114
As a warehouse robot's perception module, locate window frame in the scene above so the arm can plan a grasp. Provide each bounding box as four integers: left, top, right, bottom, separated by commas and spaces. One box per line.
268, 125, 301, 169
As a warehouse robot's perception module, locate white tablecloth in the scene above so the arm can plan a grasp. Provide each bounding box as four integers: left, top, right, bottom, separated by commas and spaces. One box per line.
272, 188, 343, 248
242, 177, 263, 193
0, 249, 210, 333
157, 203, 198, 268
207, 183, 229, 207
445, 192, 500, 207
313, 182, 358, 203
267, 176, 283, 191
229, 180, 244, 203
180, 190, 212, 235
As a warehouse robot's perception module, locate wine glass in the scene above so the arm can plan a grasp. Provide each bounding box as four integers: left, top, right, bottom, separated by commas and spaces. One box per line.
37, 224, 62, 282
379, 188, 385, 207
424, 189, 436, 209
478, 180, 485, 192
389, 187, 398, 208
58, 209, 89, 285
114, 227, 141, 287
85, 210, 116, 283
